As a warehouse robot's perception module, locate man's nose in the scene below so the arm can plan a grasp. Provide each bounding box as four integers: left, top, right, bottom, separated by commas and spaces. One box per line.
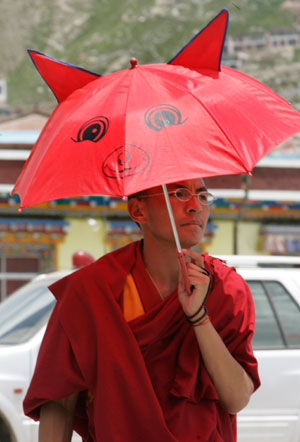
186, 194, 203, 212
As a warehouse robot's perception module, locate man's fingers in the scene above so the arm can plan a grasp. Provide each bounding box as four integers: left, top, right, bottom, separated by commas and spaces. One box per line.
182, 248, 204, 267
177, 261, 186, 292
186, 262, 207, 273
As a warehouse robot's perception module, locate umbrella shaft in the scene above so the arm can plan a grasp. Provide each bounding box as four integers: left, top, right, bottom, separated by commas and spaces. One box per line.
162, 184, 182, 252
162, 185, 191, 295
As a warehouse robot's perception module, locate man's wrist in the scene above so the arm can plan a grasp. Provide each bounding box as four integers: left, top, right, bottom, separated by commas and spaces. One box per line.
185, 306, 208, 324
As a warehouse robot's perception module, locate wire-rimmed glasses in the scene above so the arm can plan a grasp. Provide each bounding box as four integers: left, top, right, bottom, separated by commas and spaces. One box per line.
138, 188, 215, 206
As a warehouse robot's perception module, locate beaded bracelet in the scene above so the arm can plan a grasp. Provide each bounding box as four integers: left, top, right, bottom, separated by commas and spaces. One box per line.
186, 301, 205, 320
193, 315, 210, 328
186, 306, 207, 324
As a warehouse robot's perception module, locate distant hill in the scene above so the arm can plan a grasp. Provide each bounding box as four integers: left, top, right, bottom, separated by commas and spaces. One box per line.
0, 0, 297, 110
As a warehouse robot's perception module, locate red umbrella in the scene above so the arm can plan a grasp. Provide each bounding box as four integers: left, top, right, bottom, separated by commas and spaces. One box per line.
11, 9, 300, 291
12, 9, 300, 208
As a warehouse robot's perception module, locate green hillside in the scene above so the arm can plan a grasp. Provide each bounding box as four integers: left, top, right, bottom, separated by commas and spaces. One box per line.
3, 0, 296, 109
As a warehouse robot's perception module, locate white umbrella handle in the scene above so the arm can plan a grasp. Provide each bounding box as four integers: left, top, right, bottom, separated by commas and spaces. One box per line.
162, 184, 191, 295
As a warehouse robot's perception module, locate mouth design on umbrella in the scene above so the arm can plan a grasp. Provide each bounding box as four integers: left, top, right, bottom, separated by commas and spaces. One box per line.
71, 116, 109, 143
144, 104, 187, 131
102, 144, 150, 179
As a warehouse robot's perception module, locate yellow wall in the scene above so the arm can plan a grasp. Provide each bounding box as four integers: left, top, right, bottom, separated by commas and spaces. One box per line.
57, 218, 107, 270
207, 220, 261, 255
57, 218, 262, 270
236, 222, 261, 254
207, 221, 234, 254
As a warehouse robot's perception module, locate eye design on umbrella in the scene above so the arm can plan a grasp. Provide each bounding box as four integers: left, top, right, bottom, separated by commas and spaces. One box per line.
102, 144, 150, 178
144, 104, 187, 131
72, 116, 109, 143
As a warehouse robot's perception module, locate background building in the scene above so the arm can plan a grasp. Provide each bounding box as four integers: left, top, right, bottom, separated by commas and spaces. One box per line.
1, 112, 299, 300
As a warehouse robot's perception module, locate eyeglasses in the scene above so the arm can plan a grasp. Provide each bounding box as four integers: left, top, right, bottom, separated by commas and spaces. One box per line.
138, 188, 215, 206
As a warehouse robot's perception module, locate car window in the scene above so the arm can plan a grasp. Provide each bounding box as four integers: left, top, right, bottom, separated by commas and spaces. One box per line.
0, 281, 55, 345
247, 281, 285, 349
264, 281, 300, 348
247, 280, 300, 349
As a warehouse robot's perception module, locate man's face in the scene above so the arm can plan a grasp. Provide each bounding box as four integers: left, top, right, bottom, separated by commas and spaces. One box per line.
137, 178, 211, 249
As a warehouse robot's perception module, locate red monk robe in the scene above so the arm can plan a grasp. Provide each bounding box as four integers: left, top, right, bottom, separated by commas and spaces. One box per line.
23, 240, 260, 442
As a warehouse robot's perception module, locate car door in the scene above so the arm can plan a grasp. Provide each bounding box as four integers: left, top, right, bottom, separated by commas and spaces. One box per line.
237, 274, 300, 442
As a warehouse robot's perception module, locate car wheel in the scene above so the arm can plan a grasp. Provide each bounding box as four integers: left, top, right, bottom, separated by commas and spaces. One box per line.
0, 417, 12, 442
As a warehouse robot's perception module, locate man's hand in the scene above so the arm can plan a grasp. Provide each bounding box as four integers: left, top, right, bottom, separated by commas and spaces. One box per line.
178, 249, 210, 318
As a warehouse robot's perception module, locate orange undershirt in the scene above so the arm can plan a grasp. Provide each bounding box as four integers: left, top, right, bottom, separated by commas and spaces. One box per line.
123, 273, 145, 321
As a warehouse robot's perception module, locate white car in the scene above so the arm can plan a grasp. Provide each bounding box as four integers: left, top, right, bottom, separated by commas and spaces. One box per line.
0, 271, 80, 442
218, 255, 300, 442
0, 257, 300, 442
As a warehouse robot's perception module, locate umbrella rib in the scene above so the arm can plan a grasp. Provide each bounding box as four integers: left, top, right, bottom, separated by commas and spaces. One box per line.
122, 68, 137, 197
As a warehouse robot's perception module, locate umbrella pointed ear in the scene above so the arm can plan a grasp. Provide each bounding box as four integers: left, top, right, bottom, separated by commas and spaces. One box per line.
28, 49, 101, 103
168, 8, 229, 71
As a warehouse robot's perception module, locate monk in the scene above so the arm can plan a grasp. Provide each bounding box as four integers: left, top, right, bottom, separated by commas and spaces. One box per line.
23, 178, 260, 442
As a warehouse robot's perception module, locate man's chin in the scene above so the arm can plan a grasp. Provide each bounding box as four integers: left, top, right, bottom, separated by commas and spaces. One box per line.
179, 235, 203, 250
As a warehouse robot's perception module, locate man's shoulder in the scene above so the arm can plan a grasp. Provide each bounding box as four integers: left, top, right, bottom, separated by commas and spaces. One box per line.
50, 241, 140, 300
203, 253, 233, 275
204, 254, 253, 315
75, 240, 139, 276
203, 253, 248, 287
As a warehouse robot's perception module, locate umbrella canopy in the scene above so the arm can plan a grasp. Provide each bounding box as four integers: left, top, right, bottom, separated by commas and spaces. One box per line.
12, 9, 300, 209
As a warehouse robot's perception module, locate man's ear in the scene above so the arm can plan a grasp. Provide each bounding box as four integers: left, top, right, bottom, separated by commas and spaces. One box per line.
128, 198, 147, 225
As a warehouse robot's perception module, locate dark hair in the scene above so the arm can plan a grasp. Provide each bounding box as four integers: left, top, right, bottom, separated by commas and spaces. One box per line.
127, 190, 147, 200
